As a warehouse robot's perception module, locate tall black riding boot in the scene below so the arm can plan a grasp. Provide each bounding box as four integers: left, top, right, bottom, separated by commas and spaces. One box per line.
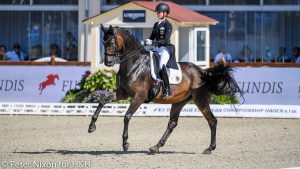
160, 65, 172, 97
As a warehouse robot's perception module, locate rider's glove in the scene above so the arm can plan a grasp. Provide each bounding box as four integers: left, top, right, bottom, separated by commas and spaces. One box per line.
145, 39, 152, 45
152, 41, 158, 46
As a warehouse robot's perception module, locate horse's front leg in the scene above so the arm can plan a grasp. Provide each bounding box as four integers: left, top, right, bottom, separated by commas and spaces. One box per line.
88, 92, 115, 133
122, 97, 143, 151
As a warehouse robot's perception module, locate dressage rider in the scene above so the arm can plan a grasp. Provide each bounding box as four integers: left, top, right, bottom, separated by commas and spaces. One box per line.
145, 2, 177, 97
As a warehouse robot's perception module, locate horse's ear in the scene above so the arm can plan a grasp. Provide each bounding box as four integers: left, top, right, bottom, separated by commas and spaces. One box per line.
109, 25, 113, 31
220, 57, 226, 65
100, 24, 107, 33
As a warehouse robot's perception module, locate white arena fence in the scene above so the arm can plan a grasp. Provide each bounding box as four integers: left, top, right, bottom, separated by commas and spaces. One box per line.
0, 103, 299, 118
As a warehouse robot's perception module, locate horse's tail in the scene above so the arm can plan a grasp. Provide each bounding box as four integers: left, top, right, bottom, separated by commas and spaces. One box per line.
201, 63, 244, 99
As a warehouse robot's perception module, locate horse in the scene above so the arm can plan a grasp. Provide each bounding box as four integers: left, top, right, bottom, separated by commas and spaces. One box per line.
88, 25, 243, 154
39, 74, 59, 94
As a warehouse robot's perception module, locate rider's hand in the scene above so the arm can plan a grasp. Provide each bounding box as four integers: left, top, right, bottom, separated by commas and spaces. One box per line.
145, 39, 152, 45
152, 41, 158, 46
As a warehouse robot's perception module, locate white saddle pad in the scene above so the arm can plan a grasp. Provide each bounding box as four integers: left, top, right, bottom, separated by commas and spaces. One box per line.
149, 51, 182, 84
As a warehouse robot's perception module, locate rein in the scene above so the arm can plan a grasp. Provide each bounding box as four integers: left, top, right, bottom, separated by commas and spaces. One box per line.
118, 46, 144, 63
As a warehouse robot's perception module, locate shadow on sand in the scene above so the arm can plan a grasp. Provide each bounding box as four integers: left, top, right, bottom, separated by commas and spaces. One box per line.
13, 149, 196, 156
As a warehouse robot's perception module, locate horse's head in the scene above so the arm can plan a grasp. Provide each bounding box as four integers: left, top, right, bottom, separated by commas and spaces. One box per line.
54, 74, 59, 80
101, 24, 120, 67
101, 24, 143, 67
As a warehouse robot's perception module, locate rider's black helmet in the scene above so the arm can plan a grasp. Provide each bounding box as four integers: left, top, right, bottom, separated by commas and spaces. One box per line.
155, 3, 170, 14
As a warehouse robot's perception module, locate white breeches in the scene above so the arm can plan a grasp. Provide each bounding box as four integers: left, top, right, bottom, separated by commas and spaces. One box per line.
157, 47, 170, 68
144, 45, 169, 69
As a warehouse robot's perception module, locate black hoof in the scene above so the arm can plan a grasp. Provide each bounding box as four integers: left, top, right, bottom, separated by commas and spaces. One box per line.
149, 146, 159, 153
202, 149, 212, 155
123, 143, 130, 151
88, 123, 96, 133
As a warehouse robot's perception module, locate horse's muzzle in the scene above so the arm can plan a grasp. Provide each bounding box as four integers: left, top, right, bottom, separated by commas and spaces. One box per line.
104, 54, 116, 67
104, 59, 115, 67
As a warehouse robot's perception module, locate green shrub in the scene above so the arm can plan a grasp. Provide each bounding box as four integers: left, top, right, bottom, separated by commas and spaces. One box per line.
187, 94, 239, 104
83, 69, 116, 92
62, 89, 90, 103
62, 69, 117, 103
211, 95, 239, 104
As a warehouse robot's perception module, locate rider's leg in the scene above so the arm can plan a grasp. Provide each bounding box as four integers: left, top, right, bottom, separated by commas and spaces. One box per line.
160, 65, 171, 97
158, 49, 170, 68
158, 49, 171, 97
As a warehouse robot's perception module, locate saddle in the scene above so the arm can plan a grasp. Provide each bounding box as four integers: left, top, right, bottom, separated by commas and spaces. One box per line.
145, 50, 182, 103
149, 51, 182, 84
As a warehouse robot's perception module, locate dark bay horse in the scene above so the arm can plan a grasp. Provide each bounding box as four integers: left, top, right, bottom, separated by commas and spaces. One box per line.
88, 25, 242, 154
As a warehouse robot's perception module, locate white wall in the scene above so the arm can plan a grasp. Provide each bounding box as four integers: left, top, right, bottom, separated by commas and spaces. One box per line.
78, 0, 101, 62
179, 27, 190, 62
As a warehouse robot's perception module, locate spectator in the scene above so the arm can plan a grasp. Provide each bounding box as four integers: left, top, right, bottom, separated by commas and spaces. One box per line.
214, 45, 232, 63
292, 46, 300, 63
68, 44, 78, 61
30, 44, 43, 60
6, 43, 25, 61
276, 47, 291, 63
264, 46, 273, 62
64, 32, 77, 60
0, 44, 7, 61
50, 43, 61, 57
237, 45, 254, 62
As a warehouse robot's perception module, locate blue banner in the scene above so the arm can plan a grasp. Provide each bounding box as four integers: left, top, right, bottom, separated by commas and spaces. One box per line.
123, 10, 145, 22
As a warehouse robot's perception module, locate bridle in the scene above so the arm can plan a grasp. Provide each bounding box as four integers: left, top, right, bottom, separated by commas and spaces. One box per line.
103, 27, 144, 63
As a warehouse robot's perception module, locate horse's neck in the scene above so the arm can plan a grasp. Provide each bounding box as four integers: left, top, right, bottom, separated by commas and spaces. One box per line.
118, 30, 149, 77
119, 50, 150, 77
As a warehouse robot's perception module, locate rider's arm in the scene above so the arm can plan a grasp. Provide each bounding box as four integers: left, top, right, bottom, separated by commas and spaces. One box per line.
149, 22, 157, 41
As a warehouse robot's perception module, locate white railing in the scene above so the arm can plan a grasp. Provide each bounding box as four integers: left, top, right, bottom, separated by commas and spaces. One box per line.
0, 103, 300, 118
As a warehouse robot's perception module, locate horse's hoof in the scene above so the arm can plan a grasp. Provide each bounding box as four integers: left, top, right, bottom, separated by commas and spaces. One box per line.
88, 124, 96, 133
123, 143, 130, 151
202, 149, 212, 155
149, 146, 159, 153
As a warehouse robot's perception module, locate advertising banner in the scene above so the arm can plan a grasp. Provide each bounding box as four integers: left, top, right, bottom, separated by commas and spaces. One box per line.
145, 104, 300, 118
123, 10, 146, 22
0, 103, 299, 118
233, 67, 300, 105
0, 66, 299, 105
0, 66, 89, 103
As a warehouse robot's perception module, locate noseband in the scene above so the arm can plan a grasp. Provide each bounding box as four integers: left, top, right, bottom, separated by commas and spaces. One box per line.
103, 28, 120, 60
103, 28, 144, 63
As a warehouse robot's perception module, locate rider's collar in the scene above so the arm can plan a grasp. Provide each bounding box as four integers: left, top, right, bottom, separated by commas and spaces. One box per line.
158, 18, 166, 25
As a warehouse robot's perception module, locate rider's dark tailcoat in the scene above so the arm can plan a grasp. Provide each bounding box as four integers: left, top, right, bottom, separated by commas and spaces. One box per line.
149, 19, 178, 69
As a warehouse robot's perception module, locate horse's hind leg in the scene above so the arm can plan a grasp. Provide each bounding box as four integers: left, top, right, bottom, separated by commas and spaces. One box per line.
193, 89, 217, 155
88, 92, 115, 133
149, 97, 191, 153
